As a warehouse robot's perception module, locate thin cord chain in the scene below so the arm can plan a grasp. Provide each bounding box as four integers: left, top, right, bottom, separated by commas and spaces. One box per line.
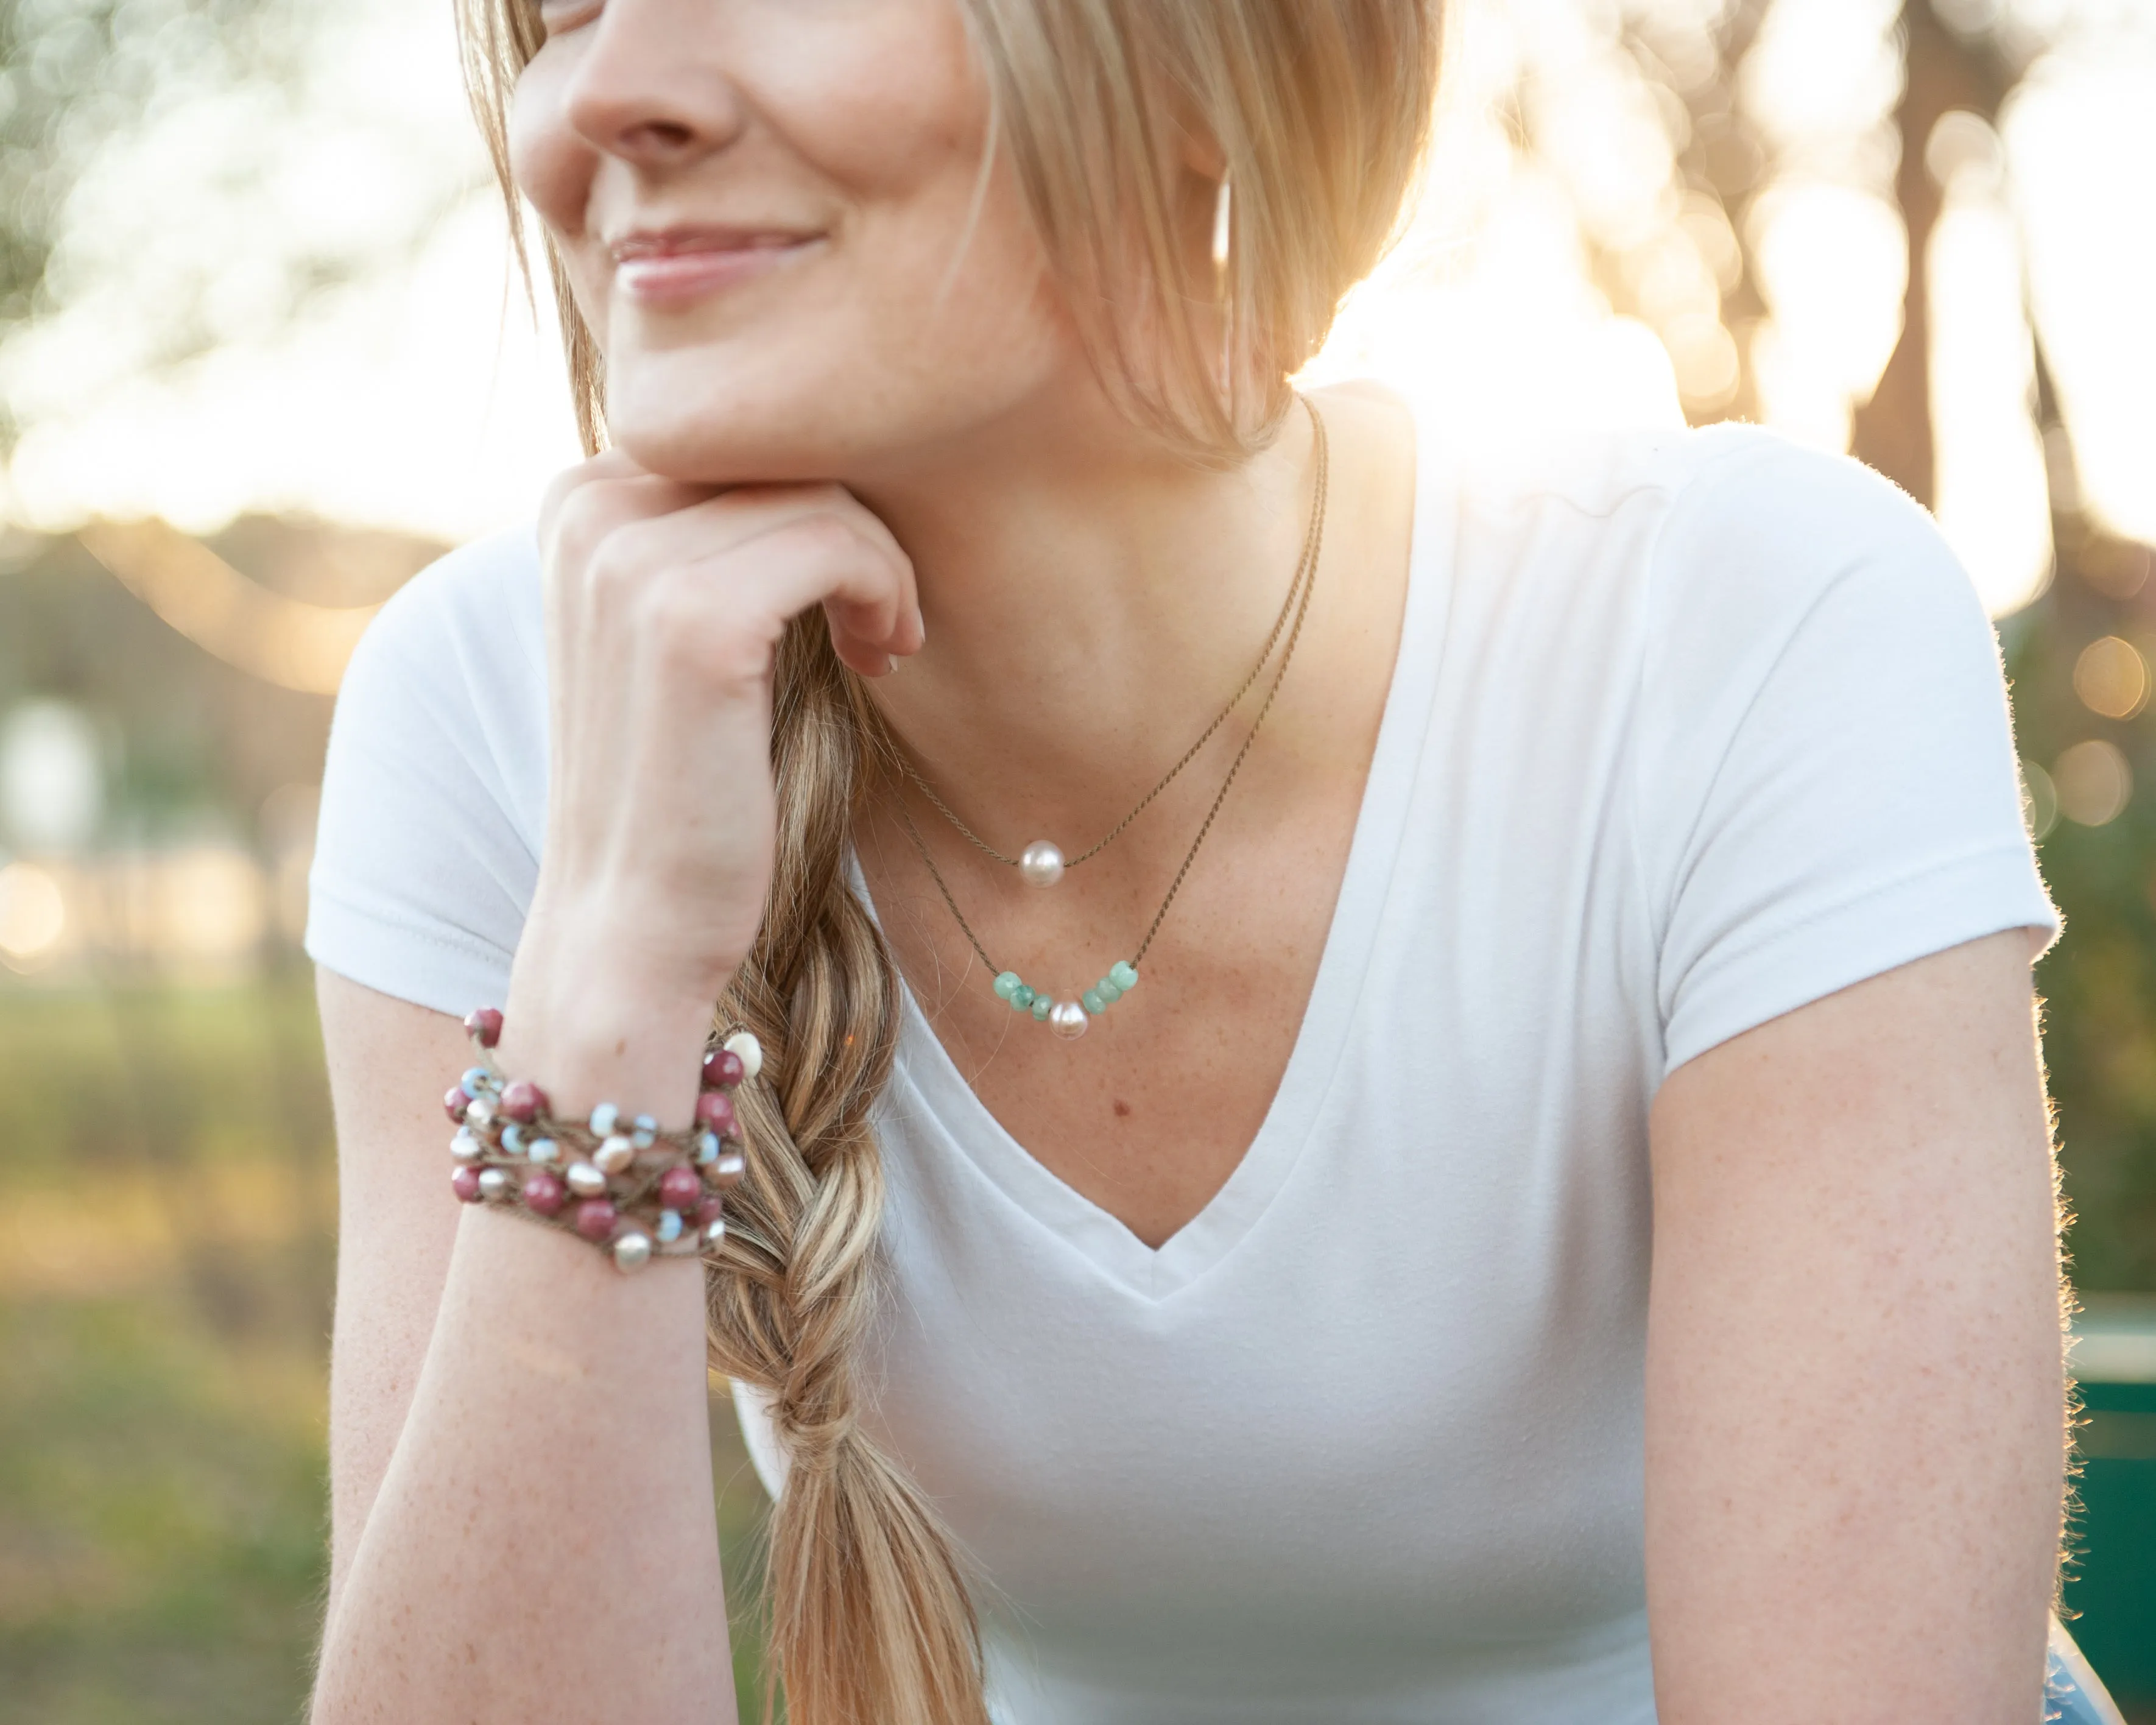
890, 396, 1327, 870
881, 400, 1329, 982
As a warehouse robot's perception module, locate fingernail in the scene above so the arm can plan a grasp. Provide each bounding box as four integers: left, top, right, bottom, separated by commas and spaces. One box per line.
884, 654, 898, 676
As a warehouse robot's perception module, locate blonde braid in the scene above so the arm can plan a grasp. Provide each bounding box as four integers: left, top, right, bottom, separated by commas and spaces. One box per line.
702, 615, 990, 1725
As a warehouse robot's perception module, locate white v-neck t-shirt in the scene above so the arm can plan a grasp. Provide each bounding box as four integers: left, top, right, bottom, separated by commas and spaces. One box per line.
307, 403, 2059, 1724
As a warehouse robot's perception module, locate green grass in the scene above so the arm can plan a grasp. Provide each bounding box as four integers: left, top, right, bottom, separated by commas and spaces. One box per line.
0, 976, 775, 1724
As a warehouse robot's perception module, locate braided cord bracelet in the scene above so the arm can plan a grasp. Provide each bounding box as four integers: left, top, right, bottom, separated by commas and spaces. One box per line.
444, 1007, 763, 1274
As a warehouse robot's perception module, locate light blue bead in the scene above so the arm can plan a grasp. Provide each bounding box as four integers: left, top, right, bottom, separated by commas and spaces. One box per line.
631, 1127, 657, 1151
1095, 979, 1122, 1005
696, 1132, 720, 1165
500, 1124, 526, 1156
633, 1114, 658, 1135
589, 1101, 620, 1136
527, 1137, 559, 1164
656, 1209, 683, 1244
1082, 989, 1105, 1015
1108, 961, 1138, 990
1011, 985, 1036, 1011
993, 970, 1022, 1001
460, 1067, 490, 1099
1030, 995, 1052, 1021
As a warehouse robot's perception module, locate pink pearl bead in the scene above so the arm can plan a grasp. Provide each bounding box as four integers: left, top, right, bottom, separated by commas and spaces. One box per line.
702, 1048, 745, 1090
658, 1166, 702, 1210
693, 1196, 726, 1229
443, 1085, 470, 1124
463, 1007, 503, 1048
499, 1078, 548, 1124
574, 1198, 617, 1242
522, 1169, 566, 1216
450, 1165, 484, 1203
694, 1091, 737, 1136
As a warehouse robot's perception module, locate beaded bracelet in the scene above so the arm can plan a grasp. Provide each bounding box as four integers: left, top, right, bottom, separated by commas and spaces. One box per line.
443, 1006, 763, 1275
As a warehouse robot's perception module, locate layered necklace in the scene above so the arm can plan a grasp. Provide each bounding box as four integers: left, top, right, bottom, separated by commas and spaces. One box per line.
874, 393, 1330, 1040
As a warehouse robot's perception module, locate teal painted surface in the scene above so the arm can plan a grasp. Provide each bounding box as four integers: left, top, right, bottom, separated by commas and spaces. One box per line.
2066, 1302, 2156, 1706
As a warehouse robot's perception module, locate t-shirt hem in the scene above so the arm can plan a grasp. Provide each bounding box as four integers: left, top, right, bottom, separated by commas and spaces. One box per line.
1661, 841, 2060, 1078
303, 883, 513, 1020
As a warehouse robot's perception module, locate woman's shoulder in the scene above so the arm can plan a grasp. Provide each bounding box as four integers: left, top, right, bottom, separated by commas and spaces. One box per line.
1432, 415, 1989, 675
341, 520, 546, 715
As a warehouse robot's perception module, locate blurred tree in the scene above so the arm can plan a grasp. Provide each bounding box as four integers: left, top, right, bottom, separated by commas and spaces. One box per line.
0, 0, 313, 446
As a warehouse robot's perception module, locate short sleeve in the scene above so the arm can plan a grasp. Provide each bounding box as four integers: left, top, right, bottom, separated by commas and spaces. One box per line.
304, 526, 549, 1018
1634, 432, 2060, 1078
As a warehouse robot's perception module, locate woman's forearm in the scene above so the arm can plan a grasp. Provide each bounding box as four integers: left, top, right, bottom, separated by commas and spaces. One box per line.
312, 1000, 738, 1725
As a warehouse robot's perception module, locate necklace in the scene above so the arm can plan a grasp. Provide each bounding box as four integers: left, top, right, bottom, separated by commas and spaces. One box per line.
892, 395, 1328, 890
877, 396, 1329, 1040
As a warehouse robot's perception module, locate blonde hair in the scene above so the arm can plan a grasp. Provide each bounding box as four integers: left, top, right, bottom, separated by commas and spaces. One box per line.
454, 2, 1441, 1720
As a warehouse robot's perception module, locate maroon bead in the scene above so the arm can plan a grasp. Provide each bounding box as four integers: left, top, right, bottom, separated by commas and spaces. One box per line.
658, 1166, 702, 1210
522, 1169, 566, 1216
574, 1198, 617, 1242
702, 1048, 745, 1090
693, 1196, 726, 1229
463, 1006, 504, 1048
450, 1165, 484, 1203
443, 1085, 471, 1124
499, 1078, 548, 1124
694, 1091, 737, 1136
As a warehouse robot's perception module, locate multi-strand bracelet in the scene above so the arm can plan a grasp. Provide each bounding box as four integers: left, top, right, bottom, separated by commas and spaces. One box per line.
444, 1006, 763, 1275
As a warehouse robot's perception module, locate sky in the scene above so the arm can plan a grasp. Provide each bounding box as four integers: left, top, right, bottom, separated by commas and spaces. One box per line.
0, 0, 2150, 623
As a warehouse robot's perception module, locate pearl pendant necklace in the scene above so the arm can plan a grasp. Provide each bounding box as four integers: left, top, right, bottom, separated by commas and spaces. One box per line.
875, 394, 1329, 1040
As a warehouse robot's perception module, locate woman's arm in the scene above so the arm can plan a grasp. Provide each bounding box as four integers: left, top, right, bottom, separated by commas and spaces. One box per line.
308, 451, 922, 1725
311, 970, 732, 1724
1645, 928, 2066, 1721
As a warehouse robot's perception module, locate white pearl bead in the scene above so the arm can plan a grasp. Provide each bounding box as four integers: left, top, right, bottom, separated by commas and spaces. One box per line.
1019, 839, 1066, 888
477, 1167, 510, 1202
612, 1232, 653, 1273
594, 1134, 636, 1174
1048, 998, 1089, 1039
565, 1161, 607, 1196
703, 1216, 729, 1246
450, 1128, 482, 1162
722, 1030, 763, 1082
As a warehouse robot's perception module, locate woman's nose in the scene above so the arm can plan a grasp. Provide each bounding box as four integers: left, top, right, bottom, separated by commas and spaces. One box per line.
560, 0, 748, 171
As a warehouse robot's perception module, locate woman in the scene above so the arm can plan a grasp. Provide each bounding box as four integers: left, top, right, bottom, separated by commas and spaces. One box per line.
301, 0, 2104, 1721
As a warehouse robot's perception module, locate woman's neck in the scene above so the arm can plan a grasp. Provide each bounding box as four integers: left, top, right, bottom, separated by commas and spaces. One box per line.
846, 386, 1324, 828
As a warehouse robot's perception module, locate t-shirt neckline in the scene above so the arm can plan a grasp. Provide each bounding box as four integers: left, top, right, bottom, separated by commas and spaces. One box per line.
858, 392, 1456, 1302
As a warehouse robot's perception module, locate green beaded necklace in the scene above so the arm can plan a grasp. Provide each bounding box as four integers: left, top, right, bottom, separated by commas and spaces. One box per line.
879, 395, 1329, 1042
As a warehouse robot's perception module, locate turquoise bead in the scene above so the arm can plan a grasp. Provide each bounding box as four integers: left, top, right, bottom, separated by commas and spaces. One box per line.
1012, 984, 1036, 1011
1095, 979, 1122, 1005
1030, 995, 1052, 1021
1108, 961, 1138, 990
696, 1132, 720, 1165
993, 971, 1022, 1001
527, 1137, 558, 1165
1082, 989, 1105, 1015
656, 1209, 683, 1244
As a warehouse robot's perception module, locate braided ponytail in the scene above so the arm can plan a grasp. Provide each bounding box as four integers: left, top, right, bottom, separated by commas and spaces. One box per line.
702, 616, 991, 1725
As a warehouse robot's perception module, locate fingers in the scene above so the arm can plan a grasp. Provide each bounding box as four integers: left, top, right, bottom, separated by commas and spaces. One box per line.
537, 454, 925, 688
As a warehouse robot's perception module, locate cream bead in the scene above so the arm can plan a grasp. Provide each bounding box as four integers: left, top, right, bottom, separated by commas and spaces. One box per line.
722, 1030, 763, 1082
1019, 839, 1066, 887
1048, 998, 1090, 1040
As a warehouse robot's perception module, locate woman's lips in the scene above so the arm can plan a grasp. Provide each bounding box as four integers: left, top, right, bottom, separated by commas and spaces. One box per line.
613, 236, 822, 306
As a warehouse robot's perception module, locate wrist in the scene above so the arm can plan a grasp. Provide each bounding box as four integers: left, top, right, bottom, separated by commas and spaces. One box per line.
503, 921, 733, 1127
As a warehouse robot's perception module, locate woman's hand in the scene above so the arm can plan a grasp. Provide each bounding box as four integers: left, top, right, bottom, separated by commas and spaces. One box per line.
508, 450, 923, 1098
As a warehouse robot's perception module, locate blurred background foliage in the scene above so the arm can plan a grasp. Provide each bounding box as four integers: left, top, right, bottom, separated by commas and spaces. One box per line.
0, 0, 2152, 1717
